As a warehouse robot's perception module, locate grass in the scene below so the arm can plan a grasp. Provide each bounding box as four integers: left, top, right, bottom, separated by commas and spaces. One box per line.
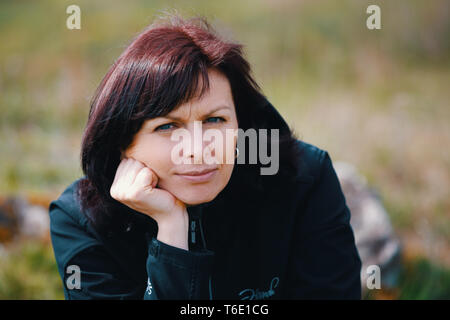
0, 0, 449, 299
364, 256, 450, 300
0, 239, 64, 300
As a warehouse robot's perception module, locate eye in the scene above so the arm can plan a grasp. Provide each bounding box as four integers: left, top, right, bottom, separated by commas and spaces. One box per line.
155, 123, 176, 131
204, 117, 225, 124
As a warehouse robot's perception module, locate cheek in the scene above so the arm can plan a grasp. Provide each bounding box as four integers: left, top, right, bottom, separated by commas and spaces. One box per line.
125, 138, 174, 176
211, 124, 238, 164
219, 163, 234, 184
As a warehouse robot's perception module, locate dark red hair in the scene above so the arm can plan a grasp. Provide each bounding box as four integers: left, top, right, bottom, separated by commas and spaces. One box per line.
78, 14, 299, 236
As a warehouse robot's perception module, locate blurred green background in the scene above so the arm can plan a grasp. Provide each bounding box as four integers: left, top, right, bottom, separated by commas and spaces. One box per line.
0, 0, 449, 299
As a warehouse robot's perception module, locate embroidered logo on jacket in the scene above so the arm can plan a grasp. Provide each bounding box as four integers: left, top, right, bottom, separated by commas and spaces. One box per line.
146, 278, 153, 295
238, 277, 280, 300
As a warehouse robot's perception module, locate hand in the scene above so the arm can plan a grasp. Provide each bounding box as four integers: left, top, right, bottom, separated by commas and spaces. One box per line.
110, 157, 189, 250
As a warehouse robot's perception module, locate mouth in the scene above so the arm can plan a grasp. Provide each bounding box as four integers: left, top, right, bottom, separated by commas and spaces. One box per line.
176, 167, 219, 183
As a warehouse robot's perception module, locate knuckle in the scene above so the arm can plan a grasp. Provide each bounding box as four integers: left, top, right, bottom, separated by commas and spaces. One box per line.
122, 191, 131, 201
126, 188, 140, 201
110, 187, 117, 198
141, 167, 152, 177
128, 191, 138, 200
116, 190, 126, 201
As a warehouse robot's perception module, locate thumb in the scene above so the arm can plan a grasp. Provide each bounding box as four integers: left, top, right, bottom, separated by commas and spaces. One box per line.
134, 167, 158, 190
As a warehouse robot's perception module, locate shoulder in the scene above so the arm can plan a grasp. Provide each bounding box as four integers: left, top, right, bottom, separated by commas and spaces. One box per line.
293, 139, 329, 184
292, 140, 351, 227
49, 177, 101, 270
49, 177, 90, 230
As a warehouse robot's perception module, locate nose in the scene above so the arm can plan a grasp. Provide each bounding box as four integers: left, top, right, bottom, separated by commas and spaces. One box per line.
184, 121, 204, 164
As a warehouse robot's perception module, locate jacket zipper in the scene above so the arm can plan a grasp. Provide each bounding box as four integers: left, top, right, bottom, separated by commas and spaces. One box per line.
189, 207, 213, 300
191, 220, 196, 245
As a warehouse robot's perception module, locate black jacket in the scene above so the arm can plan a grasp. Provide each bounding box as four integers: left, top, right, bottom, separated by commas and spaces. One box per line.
49, 137, 362, 300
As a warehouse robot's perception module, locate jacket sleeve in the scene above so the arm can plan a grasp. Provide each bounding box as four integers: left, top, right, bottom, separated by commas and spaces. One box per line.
144, 236, 214, 300
62, 237, 214, 300
50, 203, 214, 300
287, 151, 362, 299
62, 245, 146, 299
50, 203, 144, 299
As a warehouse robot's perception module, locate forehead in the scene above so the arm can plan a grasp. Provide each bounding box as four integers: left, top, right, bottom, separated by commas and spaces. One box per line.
170, 69, 235, 116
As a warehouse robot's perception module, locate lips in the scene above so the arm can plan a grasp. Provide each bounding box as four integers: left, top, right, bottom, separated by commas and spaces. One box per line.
176, 167, 218, 183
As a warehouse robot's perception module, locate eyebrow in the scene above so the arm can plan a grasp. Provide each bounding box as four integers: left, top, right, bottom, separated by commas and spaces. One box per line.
157, 105, 232, 122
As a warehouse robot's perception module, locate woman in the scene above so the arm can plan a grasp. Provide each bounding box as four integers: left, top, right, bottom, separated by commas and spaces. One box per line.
49, 14, 362, 300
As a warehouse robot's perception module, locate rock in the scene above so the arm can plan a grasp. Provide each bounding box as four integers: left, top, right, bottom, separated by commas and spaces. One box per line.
333, 161, 402, 293
0, 198, 19, 243
0, 196, 49, 242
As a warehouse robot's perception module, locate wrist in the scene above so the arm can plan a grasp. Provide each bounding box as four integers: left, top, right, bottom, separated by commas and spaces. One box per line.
156, 207, 189, 250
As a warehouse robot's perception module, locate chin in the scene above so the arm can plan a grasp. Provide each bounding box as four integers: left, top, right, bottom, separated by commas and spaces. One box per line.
173, 186, 221, 206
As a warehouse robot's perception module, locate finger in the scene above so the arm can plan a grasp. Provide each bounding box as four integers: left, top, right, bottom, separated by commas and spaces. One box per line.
113, 158, 130, 185
150, 168, 158, 188
135, 167, 158, 189
122, 158, 145, 186
112, 158, 129, 193
141, 185, 175, 216
114, 158, 138, 195
133, 167, 152, 188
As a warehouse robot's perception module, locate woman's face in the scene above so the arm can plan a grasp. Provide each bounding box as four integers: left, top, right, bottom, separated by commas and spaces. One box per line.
124, 68, 239, 205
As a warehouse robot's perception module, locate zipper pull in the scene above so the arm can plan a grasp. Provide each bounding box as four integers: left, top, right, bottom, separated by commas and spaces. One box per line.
191, 220, 196, 244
